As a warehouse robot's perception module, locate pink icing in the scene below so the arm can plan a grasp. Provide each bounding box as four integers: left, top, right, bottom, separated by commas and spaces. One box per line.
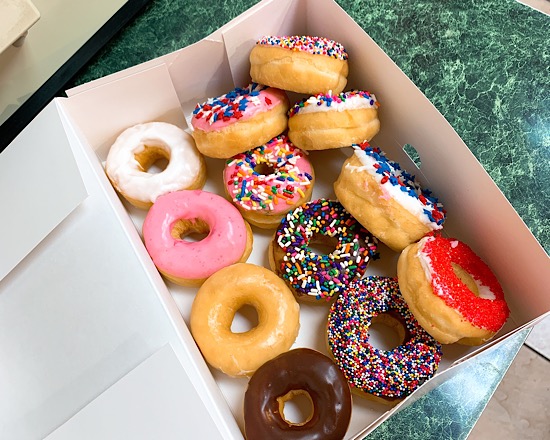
223, 135, 313, 214
191, 83, 287, 132
142, 190, 248, 280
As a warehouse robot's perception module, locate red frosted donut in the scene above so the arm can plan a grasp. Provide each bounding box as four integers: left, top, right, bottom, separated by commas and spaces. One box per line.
397, 235, 510, 345
244, 348, 352, 440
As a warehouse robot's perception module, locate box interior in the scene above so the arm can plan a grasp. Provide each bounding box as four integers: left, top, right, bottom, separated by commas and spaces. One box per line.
58, 0, 550, 437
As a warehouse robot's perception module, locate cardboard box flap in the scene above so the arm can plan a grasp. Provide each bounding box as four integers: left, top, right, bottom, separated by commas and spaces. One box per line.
0, 102, 88, 282
44, 344, 224, 440
62, 64, 187, 159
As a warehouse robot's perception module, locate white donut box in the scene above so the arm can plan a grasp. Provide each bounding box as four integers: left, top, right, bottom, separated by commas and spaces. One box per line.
1, 0, 548, 438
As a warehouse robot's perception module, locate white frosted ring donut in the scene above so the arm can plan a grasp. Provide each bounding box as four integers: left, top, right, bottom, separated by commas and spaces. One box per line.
105, 122, 206, 209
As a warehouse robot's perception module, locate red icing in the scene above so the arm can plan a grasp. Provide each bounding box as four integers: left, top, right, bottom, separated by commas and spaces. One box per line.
422, 236, 509, 332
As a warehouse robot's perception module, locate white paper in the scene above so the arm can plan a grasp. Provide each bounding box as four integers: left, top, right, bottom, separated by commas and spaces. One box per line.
45, 344, 224, 440
0, 102, 88, 281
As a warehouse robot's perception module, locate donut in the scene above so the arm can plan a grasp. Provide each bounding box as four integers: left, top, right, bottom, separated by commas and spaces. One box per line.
250, 35, 349, 95
269, 199, 379, 303
105, 122, 206, 209
189, 263, 300, 377
327, 276, 442, 404
223, 135, 315, 229
191, 83, 289, 159
334, 142, 446, 252
397, 235, 510, 345
244, 348, 352, 440
142, 190, 253, 286
288, 90, 381, 151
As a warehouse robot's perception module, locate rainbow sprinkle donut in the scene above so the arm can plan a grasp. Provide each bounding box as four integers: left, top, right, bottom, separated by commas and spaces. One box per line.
269, 199, 379, 302
255, 35, 348, 60
327, 276, 442, 403
250, 35, 349, 95
223, 135, 314, 228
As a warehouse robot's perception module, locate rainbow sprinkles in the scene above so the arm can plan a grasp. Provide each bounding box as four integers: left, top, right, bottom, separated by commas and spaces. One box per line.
224, 135, 313, 213
256, 35, 348, 60
288, 90, 379, 117
349, 142, 446, 228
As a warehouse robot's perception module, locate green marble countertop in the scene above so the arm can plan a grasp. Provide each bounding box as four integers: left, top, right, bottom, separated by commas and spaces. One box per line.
71, 1, 548, 438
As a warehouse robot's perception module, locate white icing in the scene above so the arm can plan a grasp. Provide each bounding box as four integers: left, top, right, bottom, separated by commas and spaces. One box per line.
351, 149, 442, 229
105, 122, 202, 204
416, 236, 435, 283
472, 279, 497, 300
295, 92, 378, 114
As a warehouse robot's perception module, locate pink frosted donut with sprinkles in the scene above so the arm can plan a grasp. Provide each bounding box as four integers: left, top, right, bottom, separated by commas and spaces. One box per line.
250, 35, 349, 95
397, 234, 510, 345
327, 276, 442, 404
334, 142, 446, 252
223, 135, 315, 229
269, 199, 379, 303
288, 90, 381, 150
191, 83, 289, 159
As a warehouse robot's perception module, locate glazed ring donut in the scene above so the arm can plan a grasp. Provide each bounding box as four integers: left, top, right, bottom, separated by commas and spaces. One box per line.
244, 348, 352, 440
288, 90, 381, 151
105, 122, 206, 209
142, 190, 253, 286
189, 263, 300, 377
327, 276, 443, 404
250, 35, 349, 95
223, 134, 315, 229
191, 83, 289, 159
397, 235, 510, 345
334, 143, 446, 252
269, 199, 379, 303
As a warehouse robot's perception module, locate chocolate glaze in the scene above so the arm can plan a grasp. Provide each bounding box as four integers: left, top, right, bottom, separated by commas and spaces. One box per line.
244, 348, 352, 440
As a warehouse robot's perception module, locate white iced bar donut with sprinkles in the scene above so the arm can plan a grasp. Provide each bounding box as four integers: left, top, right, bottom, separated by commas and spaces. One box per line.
334, 142, 446, 251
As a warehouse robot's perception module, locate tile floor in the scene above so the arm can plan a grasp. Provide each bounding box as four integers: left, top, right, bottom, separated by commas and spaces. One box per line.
469, 316, 550, 439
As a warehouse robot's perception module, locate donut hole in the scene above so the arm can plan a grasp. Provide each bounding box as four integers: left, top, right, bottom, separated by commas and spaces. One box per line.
230, 304, 259, 333
452, 262, 480, 296
277, 389, 314, 426
253, 162, 275, 176
369, 313, 406, 351
171, 218, 210, 242
134, 145, 170, 174
307, 233, 339, 256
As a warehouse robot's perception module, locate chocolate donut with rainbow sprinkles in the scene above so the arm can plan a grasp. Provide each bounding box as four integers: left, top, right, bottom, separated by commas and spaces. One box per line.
250, 35, 349, 95
269, 199, 379, 303
334, 142, 446, 252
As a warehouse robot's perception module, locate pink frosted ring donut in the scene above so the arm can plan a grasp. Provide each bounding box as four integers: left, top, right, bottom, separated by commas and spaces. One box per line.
223, 134, 315, 228
142, 190, 253, 286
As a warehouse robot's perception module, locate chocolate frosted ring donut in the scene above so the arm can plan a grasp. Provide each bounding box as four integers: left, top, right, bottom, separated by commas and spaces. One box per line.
244, 348, 352, 440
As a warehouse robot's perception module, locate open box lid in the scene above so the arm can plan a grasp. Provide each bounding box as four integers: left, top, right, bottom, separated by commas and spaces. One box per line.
0, 102, 239, 439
